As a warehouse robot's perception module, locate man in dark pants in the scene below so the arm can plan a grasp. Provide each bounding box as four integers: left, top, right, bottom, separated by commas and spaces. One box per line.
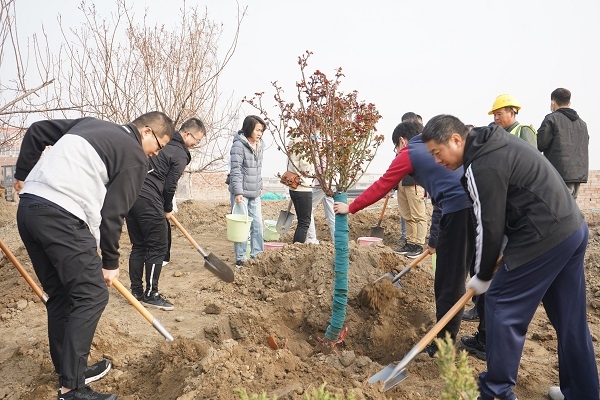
423, 114, 599, 400
334, 121, 474, 354
127, 118, 205, 310
14, 112, 174, 400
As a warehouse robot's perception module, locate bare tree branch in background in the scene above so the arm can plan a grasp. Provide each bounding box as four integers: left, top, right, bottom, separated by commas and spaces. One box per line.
55, 0, 245, 175
0, 0, 63, 148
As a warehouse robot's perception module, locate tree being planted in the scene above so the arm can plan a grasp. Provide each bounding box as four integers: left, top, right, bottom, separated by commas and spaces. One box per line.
244, 51, 382, 345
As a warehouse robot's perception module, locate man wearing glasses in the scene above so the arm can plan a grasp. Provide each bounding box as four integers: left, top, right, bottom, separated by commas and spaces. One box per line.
126, 117, 206, 310
13, 111, 174, 400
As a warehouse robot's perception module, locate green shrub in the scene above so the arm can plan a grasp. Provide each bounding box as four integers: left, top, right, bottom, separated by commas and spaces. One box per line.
434, 333, 479, 400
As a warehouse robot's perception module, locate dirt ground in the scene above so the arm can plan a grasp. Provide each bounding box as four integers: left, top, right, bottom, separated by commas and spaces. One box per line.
1, 197, 600, 400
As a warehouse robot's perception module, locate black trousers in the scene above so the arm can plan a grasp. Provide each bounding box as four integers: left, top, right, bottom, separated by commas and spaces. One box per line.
126, 196, 168, 296
289, 190, 312, 243
17, 196, 109, 389
433, 207, 475, 340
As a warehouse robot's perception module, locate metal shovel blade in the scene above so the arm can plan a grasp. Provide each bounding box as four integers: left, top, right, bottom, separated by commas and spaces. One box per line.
276, 200, 295, 234
369, 225, 385, 239
383, 369, 408, 390
203, 252, 235, 283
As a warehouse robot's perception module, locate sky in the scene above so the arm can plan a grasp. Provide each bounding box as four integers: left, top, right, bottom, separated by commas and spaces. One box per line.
14, 0, 600, 177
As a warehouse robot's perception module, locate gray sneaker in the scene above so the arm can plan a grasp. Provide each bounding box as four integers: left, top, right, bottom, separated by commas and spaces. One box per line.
142, 293, 174, 311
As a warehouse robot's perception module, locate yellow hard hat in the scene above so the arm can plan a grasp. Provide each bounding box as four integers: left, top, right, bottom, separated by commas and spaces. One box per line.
488, 94, 521, 115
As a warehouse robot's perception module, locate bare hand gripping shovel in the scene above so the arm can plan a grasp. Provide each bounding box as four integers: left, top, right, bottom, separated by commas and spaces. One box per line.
169, 215, 234, 283
368, 257, 502, 391
1, 239, 173, 341
276, 200, 295, 235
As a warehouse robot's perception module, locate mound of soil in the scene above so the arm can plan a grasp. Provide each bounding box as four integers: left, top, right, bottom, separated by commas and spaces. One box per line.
1, 198, 599, 399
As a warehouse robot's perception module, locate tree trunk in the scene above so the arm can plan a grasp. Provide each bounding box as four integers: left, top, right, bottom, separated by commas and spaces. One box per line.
325, 192, 349, 341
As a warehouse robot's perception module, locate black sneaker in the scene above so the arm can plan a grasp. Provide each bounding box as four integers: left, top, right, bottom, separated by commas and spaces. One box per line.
421, 342, 438, 358
405, 244, 424, 259
394, 244, 412, 255
57, 386, 117, 400
235, 260, 244, 269
460, 332, 486, 360
142, 293, 174, 311
84, 359, 111, 385
462, 306, 479, 322
131, 291, 143, 301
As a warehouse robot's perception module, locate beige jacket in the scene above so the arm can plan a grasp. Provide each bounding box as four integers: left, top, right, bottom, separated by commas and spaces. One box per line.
287, 143, 315, 193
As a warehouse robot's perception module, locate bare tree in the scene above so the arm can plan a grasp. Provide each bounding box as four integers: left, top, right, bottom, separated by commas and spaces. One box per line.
0, 0, 63, 148
54, 0, 245, 177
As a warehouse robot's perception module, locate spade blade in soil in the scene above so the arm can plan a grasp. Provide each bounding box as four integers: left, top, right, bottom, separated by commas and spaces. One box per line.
276, 200, 294, 234
202, 251, 235, 283
383, 369, 408, 390
369, 225, 385, 239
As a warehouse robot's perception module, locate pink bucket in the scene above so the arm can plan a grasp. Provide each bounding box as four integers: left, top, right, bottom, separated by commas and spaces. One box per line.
264, 242, 285, 250
357, 236, 383, 246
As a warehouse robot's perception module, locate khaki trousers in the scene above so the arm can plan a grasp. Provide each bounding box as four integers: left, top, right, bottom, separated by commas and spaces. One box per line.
396, 184, 427, 246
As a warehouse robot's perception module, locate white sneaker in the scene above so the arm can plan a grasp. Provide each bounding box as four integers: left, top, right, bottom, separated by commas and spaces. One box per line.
162, 261, 169, 267
548, 386, 565, 400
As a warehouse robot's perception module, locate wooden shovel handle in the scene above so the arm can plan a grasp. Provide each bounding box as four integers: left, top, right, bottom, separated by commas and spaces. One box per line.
377, 195, 390, 224
0, 239, 48, 303
169, 215, 200, 250
112, 279, 153, 324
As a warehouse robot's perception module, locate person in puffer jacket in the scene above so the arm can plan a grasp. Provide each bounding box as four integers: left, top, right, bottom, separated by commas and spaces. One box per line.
228, 115, 266, 268
423, 114, 598, 400
537, 87, 589, 199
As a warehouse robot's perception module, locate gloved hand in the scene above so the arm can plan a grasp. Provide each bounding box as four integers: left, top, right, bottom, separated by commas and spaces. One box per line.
466, 275, 492, 295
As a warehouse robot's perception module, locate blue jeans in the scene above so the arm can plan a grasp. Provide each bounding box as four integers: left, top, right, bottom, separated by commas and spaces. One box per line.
230, 195, 264, 261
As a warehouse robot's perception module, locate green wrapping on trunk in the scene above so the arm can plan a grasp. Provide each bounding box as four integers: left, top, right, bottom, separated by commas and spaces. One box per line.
325, 192, 349, 341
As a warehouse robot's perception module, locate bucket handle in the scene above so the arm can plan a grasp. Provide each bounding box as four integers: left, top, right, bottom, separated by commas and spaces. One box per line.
231, 201, 251, 222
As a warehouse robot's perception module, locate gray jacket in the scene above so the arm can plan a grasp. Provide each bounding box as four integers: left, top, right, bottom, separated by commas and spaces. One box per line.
228, 131, 263, 198
537, 108, 589, 183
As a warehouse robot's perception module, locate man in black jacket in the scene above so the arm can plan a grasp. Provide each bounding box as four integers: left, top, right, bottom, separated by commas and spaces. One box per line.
127, 118, 205, 310
537, 88, 589, 199
422, 115, 598, 400
14, 112, 174, 400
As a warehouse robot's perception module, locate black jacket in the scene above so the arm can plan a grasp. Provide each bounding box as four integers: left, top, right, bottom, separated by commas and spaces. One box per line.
140, 131, 191, 212
462, 125, 582, 281
537, 108, 589, 183
15, 118, 149, 269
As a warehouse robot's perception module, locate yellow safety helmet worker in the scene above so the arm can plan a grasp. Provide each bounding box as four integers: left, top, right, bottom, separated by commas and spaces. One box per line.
488, 94, 521, 115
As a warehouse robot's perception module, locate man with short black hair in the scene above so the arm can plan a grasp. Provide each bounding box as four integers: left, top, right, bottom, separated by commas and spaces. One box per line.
14, 111, 174, 400
537, 88, 589, 199
127, 117, 206, 311
422, 114, 598, 400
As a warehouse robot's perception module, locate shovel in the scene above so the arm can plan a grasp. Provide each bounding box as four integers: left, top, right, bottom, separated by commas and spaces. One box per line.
370, 194, 390, 238
276, 200, 295, 235
169, 215, 235, 283
374, 250, 430, 288
368, 256, 502, 391
0, 239, 174, 341
0, 239, 48, 304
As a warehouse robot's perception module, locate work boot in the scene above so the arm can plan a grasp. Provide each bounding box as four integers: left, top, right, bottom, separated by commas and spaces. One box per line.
84, 359, 112, 385
460, 332, 486, 360
462, 306, 479, 322
406, 244, 424, 259
548, 386, 565, 400
57, 386, 117, 400
142, 292, 174, 311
